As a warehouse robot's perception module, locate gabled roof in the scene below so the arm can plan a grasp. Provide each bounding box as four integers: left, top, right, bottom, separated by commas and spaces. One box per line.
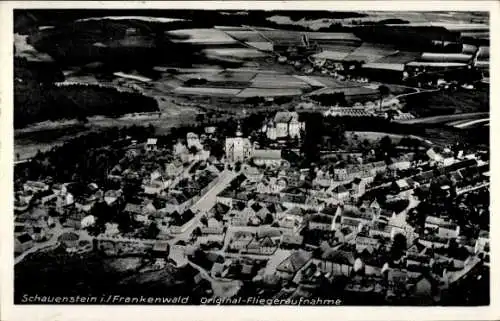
332, 184, 348, 194
322, 249, 355, 265
274, 111, 299, 123
124, 203, 143, 214
17, 233, 33, 243
286, 206, 304, 216
146, 138, 158, 145
276, 250, 312, 274
253, 149, 282, 160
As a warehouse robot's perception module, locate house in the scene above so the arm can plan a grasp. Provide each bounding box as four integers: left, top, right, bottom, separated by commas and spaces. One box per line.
23, 180, 49, 193
231, 207, 254, 226
200, 218, 224, 235
392, 179, 412, 193
173, 141, 188, 156
339, 205, 374, 227
104, 189, 122, 205
15, 233, 34, 254
165, 159, 184, 178
474, 230, 489, 254
266, 111, 304, 140
145, 138, 158, 152
225, 124, 253, 162
276, 250, 313, 279
308, 214, 334, 231
228, 231, 254, 251
152, 241, 170, 259
389, 155, 413, 171
426, 148, 443, 163
204, 126, 216, 135
123, 203, 143, 218
316, 249, 355, 277
387, 269, 408, 297
252, 150, 282, 167
355, 235, 381, 253
59, 232, 79, 248
186, 132, 202, 149
424, 216, 460, 239
245, 236, 277, 255
243, 166, 264, 183
143, 181, 166, 195
330, 184, 350, 201
280, 234, 303, 249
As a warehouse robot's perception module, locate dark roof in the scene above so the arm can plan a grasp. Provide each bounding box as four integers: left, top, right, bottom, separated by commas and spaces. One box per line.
211, 202, 230, 215
322, 250, 355, 265
17, 233, 33, 243
444, 159, 477, 173
277, 250, 312, 274
59, 232, 79, 241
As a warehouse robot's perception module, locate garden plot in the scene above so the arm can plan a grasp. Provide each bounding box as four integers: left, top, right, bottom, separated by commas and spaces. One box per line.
343, 43, 398, 63
236, 88, 303, 97
167, 28, 238, 44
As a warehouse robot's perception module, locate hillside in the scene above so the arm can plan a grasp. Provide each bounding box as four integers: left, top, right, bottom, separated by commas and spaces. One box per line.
14, 58, 159, 128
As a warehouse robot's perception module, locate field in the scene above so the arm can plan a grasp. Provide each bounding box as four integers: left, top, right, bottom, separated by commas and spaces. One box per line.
236, 88, 303, 97
343, 43, 398, 63
167, 28, 238, 44
396, 112, 489, 125
374, 51, 422, 64
223, 30, 269, 43
403, 87, 489, 117
174, 86, 242, 96
310, 76, 364, 88
251, 74, 311, 89
203, 48, 268, 60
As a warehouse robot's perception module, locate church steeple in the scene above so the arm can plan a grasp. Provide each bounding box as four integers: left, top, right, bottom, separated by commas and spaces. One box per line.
236, 121, 242, 137
236, 108, 247, 137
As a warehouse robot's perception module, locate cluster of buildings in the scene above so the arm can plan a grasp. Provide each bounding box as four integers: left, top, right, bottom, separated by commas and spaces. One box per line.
13, 107, 490, 304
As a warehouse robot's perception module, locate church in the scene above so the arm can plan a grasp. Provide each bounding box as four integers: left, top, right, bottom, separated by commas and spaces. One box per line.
225, 122, 253, 162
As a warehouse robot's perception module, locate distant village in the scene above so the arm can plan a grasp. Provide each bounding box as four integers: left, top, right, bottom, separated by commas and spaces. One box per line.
14, 109, 489, 304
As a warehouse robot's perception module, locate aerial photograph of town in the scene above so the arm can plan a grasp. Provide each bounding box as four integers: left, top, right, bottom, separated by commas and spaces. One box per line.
13, 9, 490, 306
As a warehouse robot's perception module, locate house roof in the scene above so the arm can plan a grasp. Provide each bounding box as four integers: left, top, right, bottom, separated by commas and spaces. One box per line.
332, 184, 348, 194
310, 214, 333, 224
286, 206, 304, 216
274, 111, 299, 123
17, 233, 33, 243
147, 138, 158, 145
276, 250, 312, 274
253, 149, 282, 160
425, 215, 445, 226
59, 232, 79, 241
187, 132, 199, 139
281, 234, 303, 245
322, 249, 355, 265
153, 241, 169, 252
124, 203, 143, 214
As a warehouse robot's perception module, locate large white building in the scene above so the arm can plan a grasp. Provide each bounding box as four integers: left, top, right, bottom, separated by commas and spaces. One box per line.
225, 124, 253, 162
264, 112, 304, 140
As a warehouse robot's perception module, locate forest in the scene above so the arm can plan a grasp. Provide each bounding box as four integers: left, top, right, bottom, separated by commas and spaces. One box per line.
14, 58, 159, 128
